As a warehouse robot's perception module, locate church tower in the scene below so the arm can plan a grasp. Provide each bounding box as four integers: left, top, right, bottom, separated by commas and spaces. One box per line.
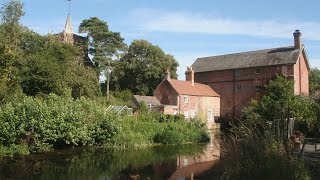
62, 0, 74, 44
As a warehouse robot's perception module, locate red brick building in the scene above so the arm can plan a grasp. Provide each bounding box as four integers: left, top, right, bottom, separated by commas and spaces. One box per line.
192, 30, 310, 120
154, 69, 220, 129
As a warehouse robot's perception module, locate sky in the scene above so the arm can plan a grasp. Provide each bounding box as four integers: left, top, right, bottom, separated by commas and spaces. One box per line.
12, 0, 320, 79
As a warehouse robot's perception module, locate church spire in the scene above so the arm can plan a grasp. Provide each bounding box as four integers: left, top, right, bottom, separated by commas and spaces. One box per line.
63, 13, 73, 34
63, 0, 74, 44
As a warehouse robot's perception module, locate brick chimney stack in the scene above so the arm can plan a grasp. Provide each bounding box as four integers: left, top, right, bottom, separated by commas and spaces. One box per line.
185, 66, 194, 86
164, 68, 171, 81
293, 30, 302, 50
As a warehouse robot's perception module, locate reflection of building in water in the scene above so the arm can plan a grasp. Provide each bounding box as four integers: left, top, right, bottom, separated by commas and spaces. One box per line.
153, 130, 220, 180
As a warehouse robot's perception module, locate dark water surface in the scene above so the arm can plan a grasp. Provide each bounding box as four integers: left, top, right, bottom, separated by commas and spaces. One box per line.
0, 135, 220, 180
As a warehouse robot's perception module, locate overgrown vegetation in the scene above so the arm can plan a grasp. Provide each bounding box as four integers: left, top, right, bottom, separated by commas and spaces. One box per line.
214, 76, 320, 179
0, 0, 197, 157
216, 121, 310, 179
0, 93, 209, 156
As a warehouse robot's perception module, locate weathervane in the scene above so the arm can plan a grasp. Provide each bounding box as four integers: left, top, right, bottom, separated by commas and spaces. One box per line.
67, 0, 71, 15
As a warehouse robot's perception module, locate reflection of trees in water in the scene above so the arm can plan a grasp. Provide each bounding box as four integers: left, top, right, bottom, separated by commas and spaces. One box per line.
0, 157, 50, 179
0, 144, 206, 179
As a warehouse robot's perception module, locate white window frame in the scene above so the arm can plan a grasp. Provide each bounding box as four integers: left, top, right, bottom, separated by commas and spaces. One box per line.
183, 96, 188, 103
207, 109, 213, 121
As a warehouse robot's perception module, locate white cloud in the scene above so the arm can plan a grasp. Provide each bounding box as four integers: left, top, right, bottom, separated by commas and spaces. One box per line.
130, 9, 320, 40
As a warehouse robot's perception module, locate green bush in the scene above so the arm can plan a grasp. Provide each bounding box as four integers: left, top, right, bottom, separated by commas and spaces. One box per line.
0, 94, 119, 154
0, 94, 210, 156
217, 122, 311, 180
154, 120, 210, 144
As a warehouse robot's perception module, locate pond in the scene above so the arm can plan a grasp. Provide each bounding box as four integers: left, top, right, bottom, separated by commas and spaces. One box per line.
0, 132, 220, 180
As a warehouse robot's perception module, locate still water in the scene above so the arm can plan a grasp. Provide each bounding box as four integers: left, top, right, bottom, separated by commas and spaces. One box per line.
0, 134, 220, 180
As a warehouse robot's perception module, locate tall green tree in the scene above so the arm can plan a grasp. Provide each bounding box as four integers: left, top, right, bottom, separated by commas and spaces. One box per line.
78, 17, 127, 71
116, 40, 179, 95
0, 0, 25, 102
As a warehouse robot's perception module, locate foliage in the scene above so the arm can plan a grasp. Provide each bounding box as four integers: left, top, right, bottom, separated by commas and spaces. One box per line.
0, 94, 119, 154
0, 143, 29, 157
115, 40, 179, 95
217, 122, 311, 180
154, 121, 209, 144
0, 0, 24, 103
309, 68, 320, 94
111, 113, 209, 148
0, 94, 209, 156
78, 17, 127, 70
0, 0, 24, 24
19, 30, 100, 99
242, 76, 319, 142
106, 90, 133, 106
0, 2, 100, 101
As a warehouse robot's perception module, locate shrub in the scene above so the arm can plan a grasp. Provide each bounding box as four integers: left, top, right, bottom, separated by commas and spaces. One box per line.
0, 94, 119, 154
217, 122, 311, 180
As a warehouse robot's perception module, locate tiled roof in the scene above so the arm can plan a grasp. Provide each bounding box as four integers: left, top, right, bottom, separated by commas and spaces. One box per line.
132, 95, 161, 106
192, 46, 303, 72
168, 79, 220, 97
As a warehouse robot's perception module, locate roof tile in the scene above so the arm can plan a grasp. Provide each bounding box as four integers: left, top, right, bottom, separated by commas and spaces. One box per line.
168, 79, 220, 97
192, 46, 301, 72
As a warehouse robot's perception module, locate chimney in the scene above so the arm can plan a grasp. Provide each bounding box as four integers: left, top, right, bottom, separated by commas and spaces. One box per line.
293, 30, 302, 49
185, 66, 194, 86
164, 68, 171, 81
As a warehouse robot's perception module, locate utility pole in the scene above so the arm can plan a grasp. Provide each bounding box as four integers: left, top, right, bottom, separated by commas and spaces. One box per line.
106, 67, 113, 101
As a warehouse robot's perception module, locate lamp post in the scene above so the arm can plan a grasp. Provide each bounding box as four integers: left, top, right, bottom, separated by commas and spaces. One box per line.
106, 66, 113, 101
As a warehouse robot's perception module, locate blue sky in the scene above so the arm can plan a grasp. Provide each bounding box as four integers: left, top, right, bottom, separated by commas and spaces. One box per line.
15, 0, 320, 79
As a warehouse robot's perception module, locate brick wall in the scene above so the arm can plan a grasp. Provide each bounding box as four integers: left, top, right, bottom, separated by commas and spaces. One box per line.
154, 80, 221, 128
154, 80, 178, 106
293, 53, 309, 95
194, 65, 296, 119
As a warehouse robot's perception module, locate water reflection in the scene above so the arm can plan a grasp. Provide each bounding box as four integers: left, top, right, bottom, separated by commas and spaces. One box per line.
0, 131, 220, 180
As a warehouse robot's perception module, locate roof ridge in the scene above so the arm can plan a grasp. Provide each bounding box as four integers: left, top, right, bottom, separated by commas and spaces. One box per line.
197, 45, 295, 60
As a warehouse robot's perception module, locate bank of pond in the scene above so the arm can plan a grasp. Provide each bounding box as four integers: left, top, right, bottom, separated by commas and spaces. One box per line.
0, 143, 221, 179
0, 94, 210, 156
1, 95, 320, 179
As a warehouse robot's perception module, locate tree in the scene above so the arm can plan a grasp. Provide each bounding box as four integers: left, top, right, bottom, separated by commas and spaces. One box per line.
309, 68, 320, 101
19, 30, 100, 98
116, 40, 179, 95
0, 0, 24, 24
0, 0, 25, 103
242, 76, 315, 142
78, 17, 127, 70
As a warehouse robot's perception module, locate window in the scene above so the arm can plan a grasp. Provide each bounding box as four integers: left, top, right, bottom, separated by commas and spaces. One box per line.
236, 84, 241, 91
183, 96, 188, 103
256, 87, 262, 92
255, 68, 261, 74
207, 109, 213, 121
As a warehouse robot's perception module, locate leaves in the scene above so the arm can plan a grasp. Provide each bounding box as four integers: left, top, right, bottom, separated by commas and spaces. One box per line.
0, 0, 24, 24
116, 40, 179, 95
79, 17, 127, 70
